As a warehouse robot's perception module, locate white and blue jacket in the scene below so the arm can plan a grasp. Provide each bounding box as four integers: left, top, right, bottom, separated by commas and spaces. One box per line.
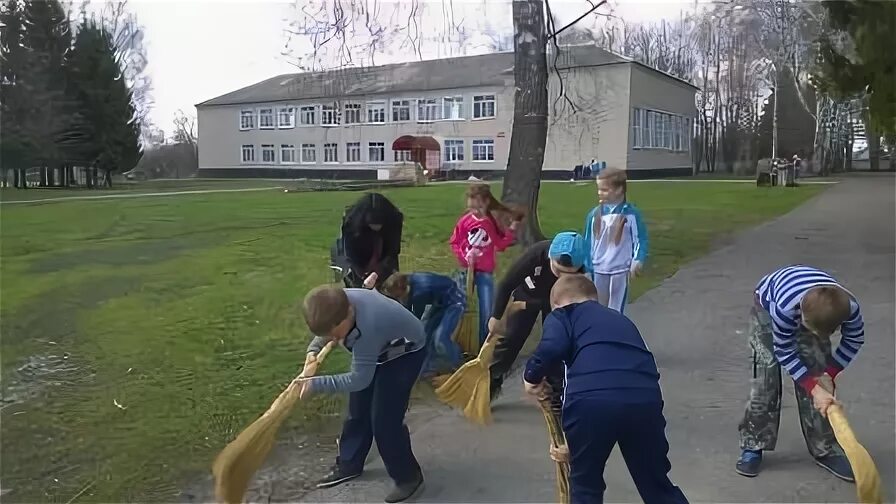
582, 202, 649, 275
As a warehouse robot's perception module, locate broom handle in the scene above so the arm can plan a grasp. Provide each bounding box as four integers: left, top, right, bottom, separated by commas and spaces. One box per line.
299, 340, 337, 379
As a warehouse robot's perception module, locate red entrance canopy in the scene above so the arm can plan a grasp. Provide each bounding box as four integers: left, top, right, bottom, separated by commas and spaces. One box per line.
391, 135, 440, 151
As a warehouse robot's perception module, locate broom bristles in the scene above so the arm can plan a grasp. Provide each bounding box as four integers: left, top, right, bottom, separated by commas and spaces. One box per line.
827, 404, 883, 504
453, 263, 480, 356
538, 396, 570, 504
212, 341, 337, 504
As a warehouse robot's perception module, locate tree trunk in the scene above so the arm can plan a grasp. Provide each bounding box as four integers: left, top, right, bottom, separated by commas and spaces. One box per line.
500, 0, 548, 247
39, 166, 48, 187
772, 72, 779, 160
867, 132, 880, 172
846, 126, 854, 172
18, 168, 28, 189
889, 140, 896, 171
47, 165, 56, 187
104, 169, 113, 187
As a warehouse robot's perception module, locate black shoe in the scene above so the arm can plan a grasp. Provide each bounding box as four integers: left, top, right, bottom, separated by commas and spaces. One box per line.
489, 381, 502, 402
735, 449, 762, 477
384, 471, 424, 503
815, 454, 855, 482
316, 465, 362, 489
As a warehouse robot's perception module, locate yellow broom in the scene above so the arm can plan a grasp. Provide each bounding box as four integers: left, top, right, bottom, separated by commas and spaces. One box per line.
827, 404, 883, 504
453, 262, 480, 356
212, 341, 337, 504
538, 394, 570, 504
435, 301, 524, 425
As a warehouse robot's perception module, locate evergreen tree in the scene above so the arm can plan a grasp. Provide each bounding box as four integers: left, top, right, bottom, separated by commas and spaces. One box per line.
1, 0, 30, 187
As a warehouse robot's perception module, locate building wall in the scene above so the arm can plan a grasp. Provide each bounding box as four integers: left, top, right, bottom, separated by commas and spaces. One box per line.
197, 83, 515, 178
544, 64, 631, 172
626, 65, 697, 175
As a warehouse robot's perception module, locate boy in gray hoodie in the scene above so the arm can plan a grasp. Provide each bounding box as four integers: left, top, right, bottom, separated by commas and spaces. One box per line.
299, 285, 427, 503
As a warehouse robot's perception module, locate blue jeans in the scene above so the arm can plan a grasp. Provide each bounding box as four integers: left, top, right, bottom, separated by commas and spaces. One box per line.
474, 271, 494, 344
336, 348, 426, 485
421, 302, 465, 374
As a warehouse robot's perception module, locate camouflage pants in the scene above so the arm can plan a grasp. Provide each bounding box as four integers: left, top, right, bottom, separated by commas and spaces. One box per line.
737, 303, 841, 458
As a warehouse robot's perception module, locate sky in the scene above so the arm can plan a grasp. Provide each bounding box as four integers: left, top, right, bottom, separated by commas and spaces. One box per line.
125, 0, 700, 138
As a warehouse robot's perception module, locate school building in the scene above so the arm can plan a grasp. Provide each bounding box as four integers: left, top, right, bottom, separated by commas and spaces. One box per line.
196, 45, 698, 180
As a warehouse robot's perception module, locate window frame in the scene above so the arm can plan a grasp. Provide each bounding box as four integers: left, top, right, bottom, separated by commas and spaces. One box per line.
260, 144, 276, 164
444, 139, 465, 162
239, 110, 256, 130
323, 143, 339, 164
416, 98, 440, 123
300, 143, 317, 164
280, 143, 297, 164
366, 101, 386, 124
472, 94, 496, 120
442, 96, 464, 121
277, 106, 296, 129
346, 142, 362, 163
240, 144, 255, 163
343, 102, 362, 125
471, 138, 495, 162
299, 105, 317, 126
391, 99, 411, 122
367, 141, 386, 163
632, 108, 642, 149
258, 107, 275, 130
321, 103, 339, 127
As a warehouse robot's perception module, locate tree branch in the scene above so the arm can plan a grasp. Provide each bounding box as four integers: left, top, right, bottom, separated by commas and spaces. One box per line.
548, 0, 607, 41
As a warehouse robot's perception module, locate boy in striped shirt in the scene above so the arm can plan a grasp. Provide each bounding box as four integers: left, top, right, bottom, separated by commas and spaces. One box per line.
736, 265, 864, 481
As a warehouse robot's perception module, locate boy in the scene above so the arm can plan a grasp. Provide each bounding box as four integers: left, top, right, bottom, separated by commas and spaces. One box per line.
487, 232, 588, 402
523, 274, 687, 504
583, 167, 649, 313
299, 285, 426, 503
736, 265, 864, 481
379, 271, 466, 375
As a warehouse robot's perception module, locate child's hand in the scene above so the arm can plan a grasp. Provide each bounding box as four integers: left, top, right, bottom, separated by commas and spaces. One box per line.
818, 373, 835, 394
629, 261, 643, 279
363, 272, 378, 289
301, 353, 318, 376
523, 378, 550, 400
549, 444, 569, 463
811, 384, 838, 417
509, 220, 520, 231
464, 248, 481, 263
293, 377, 312, 400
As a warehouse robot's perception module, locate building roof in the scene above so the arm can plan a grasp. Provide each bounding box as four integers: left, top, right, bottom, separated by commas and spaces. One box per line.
197, 45, 696, 108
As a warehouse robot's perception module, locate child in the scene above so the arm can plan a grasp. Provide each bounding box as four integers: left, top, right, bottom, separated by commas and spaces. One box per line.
523, 274, 688, 504
299, 285, 426, 503
449, 183, 522, 344
380, 272, 466, 375
339, 192, 404, 289
582, 168, 648, 313
488, 231, 588, 402
736, 265, 864, 481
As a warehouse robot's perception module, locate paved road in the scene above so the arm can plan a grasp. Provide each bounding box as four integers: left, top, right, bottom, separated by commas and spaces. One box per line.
301, 175, 895, 503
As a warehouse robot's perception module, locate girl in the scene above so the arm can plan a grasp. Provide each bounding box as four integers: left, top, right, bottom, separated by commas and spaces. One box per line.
380, 272, 466, 376
449, 183, 523, 344
339, 192, 404, 289
582, 168, 649, 314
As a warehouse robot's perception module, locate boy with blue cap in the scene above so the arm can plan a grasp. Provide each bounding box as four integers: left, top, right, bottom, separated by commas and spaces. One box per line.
487, 231, 588, 402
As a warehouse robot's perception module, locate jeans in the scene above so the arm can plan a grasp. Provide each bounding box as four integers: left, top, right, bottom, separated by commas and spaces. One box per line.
474, 271, 494, 344
336, 348, 426, 485
421, 302, 465, 374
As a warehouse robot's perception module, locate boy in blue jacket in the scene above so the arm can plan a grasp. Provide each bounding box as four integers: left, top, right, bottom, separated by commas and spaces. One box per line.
523, 274, 687, 504
582, 168, 648, 313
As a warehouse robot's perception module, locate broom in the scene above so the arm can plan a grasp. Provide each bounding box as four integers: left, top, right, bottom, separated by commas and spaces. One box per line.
827, 404, 883, 504
212, 341, 337, 504
435, 301, 524, 425
538, 394, 570, 504
453, 262, 480, 356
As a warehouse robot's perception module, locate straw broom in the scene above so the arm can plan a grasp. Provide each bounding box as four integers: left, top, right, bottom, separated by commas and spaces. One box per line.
435, 301, 525, 425
538, 395, 570, 504
827, 404, 883, 504
212, 341, 337, 504
453, 262, 479, 356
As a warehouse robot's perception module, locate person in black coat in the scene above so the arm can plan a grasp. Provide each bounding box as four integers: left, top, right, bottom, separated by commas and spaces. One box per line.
338, 192, 404, 289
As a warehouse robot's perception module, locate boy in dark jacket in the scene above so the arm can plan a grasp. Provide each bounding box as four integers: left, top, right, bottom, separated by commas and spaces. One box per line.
523, 274, 687, 504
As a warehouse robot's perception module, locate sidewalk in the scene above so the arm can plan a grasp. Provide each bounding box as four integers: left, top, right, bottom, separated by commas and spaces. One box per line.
301, 175, 895, 503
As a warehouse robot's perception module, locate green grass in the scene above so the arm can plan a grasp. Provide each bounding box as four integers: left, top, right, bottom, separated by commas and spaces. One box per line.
0, 181, 825, 502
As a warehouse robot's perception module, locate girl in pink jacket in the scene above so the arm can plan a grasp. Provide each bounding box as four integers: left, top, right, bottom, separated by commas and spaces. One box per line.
449, 183, 522, 344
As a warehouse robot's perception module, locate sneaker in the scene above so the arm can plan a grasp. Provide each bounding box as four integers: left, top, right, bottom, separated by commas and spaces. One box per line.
815, 454, 855, 482
735, 449, 762, 477
316, 465, 362, 489
384, 471, 424, 503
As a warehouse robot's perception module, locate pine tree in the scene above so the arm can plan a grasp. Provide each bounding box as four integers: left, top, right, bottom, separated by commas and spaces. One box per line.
1, 0, 30, 187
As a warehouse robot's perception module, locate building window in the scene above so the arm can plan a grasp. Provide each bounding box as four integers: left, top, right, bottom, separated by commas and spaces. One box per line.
344, 102, 362, 124
441, 96, 464, 120
324, 143, 338, 163
280, 144, 297, 164
299, 105, 317, 125
367, 102, 386, 124
261, 144, 276, 163
258, 108, 275, 129
301, 143, 317, 164
444, 139, 464, 162
394, 150, 412, 162
472, 94, 496, 119
416, 98, 439, 122
278, 107, 295, 128
472, 139, 495, 162
672, 116, 681, 151
240, 110, 255, 130
321, 104, 338, 126
368, 142, 385, 163
683, 118, 691, 153
346, 142, 361, 163
391, 99, 411, 122
632, 108, 642, 149
640, 109, 650, 149
664, 114, 673, 149
241, 144, 255, 163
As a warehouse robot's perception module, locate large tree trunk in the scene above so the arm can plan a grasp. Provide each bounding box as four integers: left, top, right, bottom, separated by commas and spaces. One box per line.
867, 132, 880, 172
104, 169, 113, 187
500, 0, 548, 247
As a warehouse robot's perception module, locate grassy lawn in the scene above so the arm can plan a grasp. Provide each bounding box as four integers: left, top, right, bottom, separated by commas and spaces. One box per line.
0, 181, 825, 502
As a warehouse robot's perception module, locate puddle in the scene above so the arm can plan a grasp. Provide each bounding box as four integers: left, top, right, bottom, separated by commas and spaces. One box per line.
1, 352, 90, 409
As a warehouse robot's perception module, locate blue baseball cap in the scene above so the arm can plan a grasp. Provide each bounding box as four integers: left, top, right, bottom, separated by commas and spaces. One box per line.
548, 232, 586, 269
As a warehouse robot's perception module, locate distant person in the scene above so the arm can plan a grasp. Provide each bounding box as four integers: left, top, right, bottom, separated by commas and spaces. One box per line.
590, 158, 600, 177
736, 265, 864, 482
339, 193, 404, 289
583, 168, 649, 314
523, 274, 688, 504
793, 154, 802, 179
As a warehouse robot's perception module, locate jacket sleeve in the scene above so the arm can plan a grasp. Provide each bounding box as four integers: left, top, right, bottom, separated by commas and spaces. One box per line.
524, 314, 571, 384
491, 221, 517, 252
826, 301, 864, 378
769, 302, 817, 392
306, 336, 328, 354
307, 345, 378, 394
491, 244, 543, 319
629, 205, 649, 264
383, 212, 404, 258
342, 225, 365, 273
449, 215, 469, 267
